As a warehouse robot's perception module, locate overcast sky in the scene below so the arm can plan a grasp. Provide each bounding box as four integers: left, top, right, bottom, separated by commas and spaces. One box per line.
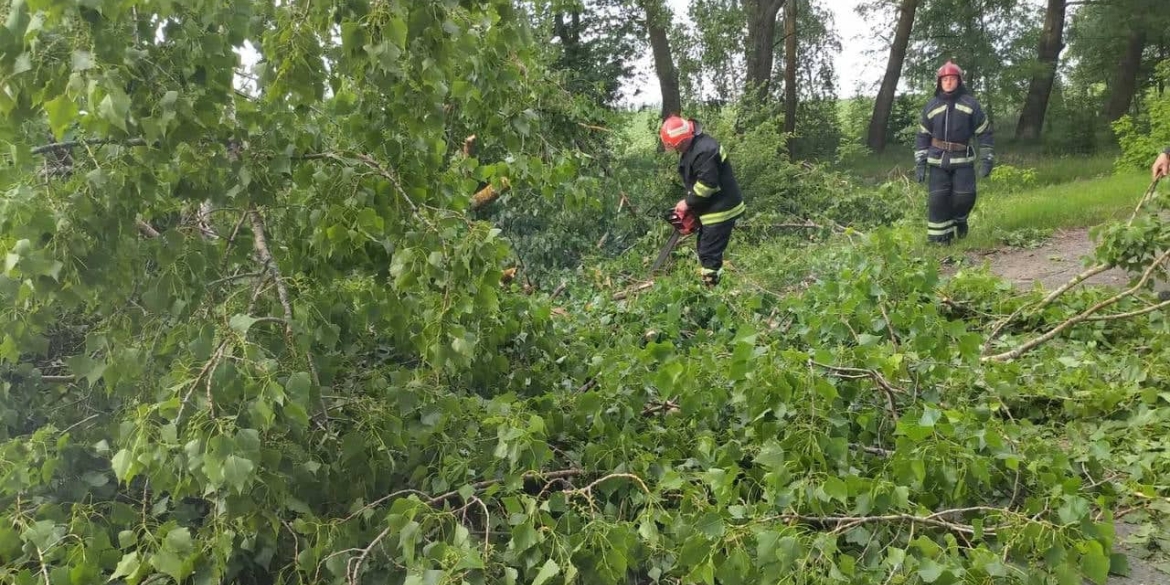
618, 0, 884, 107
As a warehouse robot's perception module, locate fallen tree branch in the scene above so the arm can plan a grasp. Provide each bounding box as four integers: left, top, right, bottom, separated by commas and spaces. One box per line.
208, 271, 265, 288
249, 209, 318, 382
982, 262, 1111, 352
777, 506, 1007, 537
985, 178, 1163, 353
136, 219, 160, 238
1128, 177, 1161, 225
641, 399, 680, 416
427, 469, 587, 507
849, 443, 893, 458
1084, 296, 1170, 321
30, 137, 147, 155
810, 359, 902, 420
471, 177, 511, 211
613, 281, 654, 301
303, 152, 422, 215
985, 247, 1170, 362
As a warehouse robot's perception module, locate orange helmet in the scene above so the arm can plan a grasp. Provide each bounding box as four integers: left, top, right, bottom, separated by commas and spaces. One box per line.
659, 115, 695, 151
937, 60, 963, 82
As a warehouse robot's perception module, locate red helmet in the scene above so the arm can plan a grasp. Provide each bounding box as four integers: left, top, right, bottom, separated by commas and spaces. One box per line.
937, 60, 963, 81
659, 115, 695, 151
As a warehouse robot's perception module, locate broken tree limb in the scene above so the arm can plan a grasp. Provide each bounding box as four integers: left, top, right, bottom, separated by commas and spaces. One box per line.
775, 506, 1008, 537
136, 219, 160, 238
1127, 177, 1161, 225
984, 247, 1170, 362
1085, 296, 1170, 321
810, 359, 902, 420
303, 151, 422, 215
471, 177, 511, 211
248, 207, 327, 424
30, 138, 147, 155
613, 281, 655, 301
981, 180, 1162, 354
982, 262, 1112, 353
463, 135, 477, 157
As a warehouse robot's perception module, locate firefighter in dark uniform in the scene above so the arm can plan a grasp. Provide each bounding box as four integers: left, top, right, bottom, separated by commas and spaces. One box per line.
915, 61, 994, 244
659, 115, 746, 286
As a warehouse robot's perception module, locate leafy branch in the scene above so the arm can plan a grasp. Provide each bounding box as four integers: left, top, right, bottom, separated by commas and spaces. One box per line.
810, 359, 902, 419
984, 246, 1170, 362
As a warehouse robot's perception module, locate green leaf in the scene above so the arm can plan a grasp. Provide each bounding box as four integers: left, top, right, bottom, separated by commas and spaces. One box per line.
111, 449, 134, 482
286, 371, 312, 399
222, 455, 255, 493
510, 523, 540, 553
98, 88, 131, 132
822, 476, 848, 503
1080, 544, 1110, 585
754, 442, 785, 469
230, 314, 258, 334
386, 17, 408, 50
109, 551, 141, 581
917, 558, 944, 583
918, 407, 941, 427
151, 548, 190, 582
43, 94, 78, 139
696, 511, 724, 540
164, 527, 193, 554
531, 559, 559, 585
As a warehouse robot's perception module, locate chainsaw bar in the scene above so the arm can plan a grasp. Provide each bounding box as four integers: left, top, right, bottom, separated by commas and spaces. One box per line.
650, 228, 682, 273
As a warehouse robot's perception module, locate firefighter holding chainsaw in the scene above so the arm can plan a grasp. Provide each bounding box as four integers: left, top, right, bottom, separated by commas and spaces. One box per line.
659, 115, 746, 286
915, 60, 994, 244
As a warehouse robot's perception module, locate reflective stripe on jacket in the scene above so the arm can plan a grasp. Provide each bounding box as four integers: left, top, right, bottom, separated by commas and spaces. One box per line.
679, 126, 745, 226
915, 89, 993, 167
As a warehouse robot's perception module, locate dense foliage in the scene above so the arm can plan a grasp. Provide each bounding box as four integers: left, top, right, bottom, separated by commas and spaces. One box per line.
2, 1, 1170, 585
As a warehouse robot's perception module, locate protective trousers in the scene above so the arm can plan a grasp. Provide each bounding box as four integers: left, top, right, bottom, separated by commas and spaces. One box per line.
696, 218, 737, 286
927, 165, 976, 243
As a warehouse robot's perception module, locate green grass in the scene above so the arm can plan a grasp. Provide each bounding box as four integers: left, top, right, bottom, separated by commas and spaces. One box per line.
958, 170, 1150, 250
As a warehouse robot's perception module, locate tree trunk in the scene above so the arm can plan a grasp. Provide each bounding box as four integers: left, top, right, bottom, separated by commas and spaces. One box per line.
1104, 27, 1147, 122
1015, 0, 1067, 141
638, 0, 682, 121
866, 0, 919, 153
783, 0, 797, 154
744, 0, 787, 105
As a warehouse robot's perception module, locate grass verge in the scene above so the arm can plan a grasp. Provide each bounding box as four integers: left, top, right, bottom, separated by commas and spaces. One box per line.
957, 170, 1151, 251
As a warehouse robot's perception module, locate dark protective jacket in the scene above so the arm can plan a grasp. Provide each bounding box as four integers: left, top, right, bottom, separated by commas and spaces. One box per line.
679, 122, 746, 226
915, 84, 994, 167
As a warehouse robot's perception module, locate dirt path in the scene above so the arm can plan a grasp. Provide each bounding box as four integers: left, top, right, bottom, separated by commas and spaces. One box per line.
965, 227, 1167, 583
968, 227, 1134, 291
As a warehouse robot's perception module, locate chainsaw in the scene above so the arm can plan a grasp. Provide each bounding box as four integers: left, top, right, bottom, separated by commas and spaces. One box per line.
650, 204, 697, 273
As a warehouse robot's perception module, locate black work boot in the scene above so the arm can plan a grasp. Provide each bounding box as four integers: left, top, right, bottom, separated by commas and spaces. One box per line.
955, 218, 969, 239
701, 268, 721, 287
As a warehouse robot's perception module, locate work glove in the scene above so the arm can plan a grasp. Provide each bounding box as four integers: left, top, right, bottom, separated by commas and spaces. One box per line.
678, 200, 692, 233
914, 149, 927, 183
980, 153, 994, 179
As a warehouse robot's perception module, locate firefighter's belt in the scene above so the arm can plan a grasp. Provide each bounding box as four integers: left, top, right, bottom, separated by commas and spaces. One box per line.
931, 138, 969, 152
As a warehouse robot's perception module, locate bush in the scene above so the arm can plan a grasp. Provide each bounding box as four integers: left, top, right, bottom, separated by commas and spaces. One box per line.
1112, 60, 1170, 170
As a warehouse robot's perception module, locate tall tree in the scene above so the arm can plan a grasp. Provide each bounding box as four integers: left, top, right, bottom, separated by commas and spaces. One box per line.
744, 0, 788, 104
638, 0, 682, 119
784, 0, 799, 147
1104, 28, 1149, 122
866, 0, 920, 152
1015, 0, 1067, 140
